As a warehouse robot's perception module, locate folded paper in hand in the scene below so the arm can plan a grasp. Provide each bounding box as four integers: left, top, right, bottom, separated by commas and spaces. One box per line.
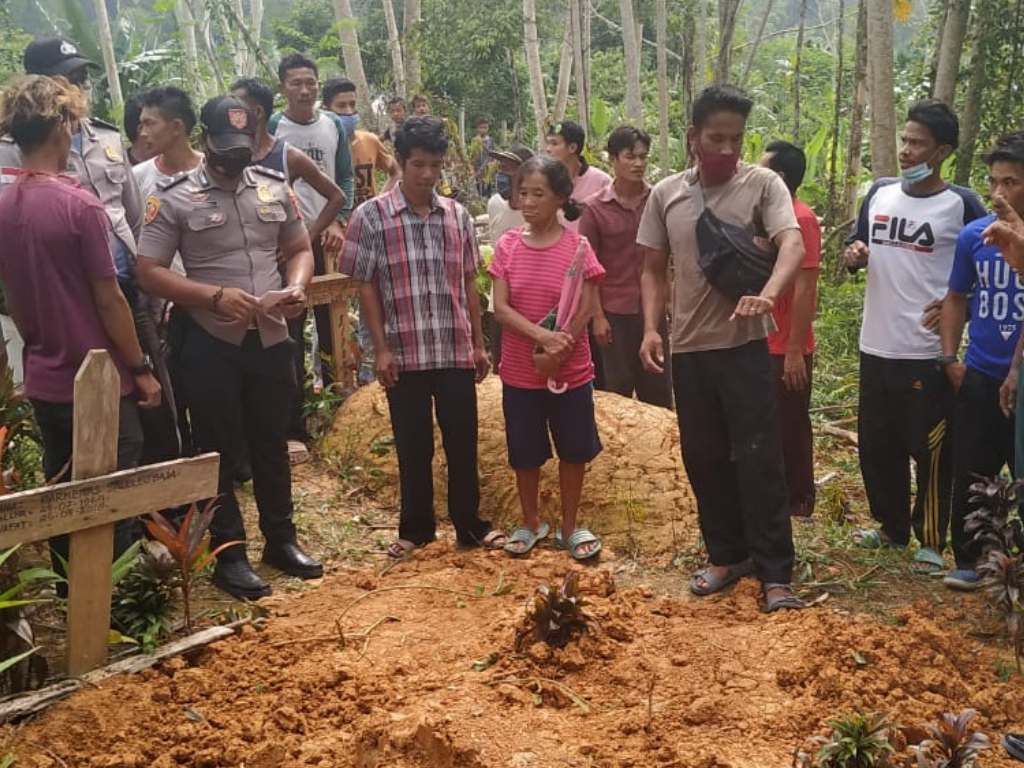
259, 289, 295, 312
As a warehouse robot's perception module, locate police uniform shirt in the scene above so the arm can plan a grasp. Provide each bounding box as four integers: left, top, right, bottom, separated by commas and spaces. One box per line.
138, 163, 305, 348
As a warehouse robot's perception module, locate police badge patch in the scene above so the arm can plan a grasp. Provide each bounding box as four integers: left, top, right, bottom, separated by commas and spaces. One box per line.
144, 195, 161, 225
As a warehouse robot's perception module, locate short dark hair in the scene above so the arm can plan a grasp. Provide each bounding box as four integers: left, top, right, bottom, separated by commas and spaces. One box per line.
394, 115, 448, 162
907, 99, 960, 149
691, 84, 753, 128
231, 78, 274, 121
764, 139, 807, 194
519, 155, 582, 222
278, 52, 318, 82
411, 94, 429, 107
607, 125, 651, 157
475, 116, 489, 127
548, 120, 586, 158
322, 77, 356, 106
387, 95, 406, 108
139, 86, 196, 132
983, 131, 1024, 167
123, 94, 143, 143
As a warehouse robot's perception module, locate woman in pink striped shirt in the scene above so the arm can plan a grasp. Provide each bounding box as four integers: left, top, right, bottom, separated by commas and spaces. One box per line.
489, 156, 606, 560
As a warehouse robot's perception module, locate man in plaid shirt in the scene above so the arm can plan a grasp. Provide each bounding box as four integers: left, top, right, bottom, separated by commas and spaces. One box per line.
341, 116, 508, 558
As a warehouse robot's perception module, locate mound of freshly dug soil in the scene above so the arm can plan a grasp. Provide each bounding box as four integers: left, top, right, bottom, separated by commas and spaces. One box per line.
325, 378, 697, 543
8, 546, 1024, 767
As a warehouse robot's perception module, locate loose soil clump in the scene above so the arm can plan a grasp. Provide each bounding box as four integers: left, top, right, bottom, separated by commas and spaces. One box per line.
6, 546, 1024, 767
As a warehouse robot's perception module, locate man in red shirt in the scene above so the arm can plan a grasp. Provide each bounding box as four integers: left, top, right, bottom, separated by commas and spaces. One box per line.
578, 125, 671, 407
761, 140, 821, 517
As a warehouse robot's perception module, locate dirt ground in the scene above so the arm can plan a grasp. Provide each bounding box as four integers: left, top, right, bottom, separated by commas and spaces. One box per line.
4, 385, 1024, 767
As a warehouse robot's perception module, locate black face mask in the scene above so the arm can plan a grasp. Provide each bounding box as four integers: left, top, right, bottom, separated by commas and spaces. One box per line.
208, 149, 252, 178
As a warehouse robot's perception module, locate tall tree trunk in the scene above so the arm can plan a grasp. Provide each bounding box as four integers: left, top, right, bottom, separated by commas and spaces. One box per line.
694, 0, 708, 93
403, 0, 422, 94
570, 0, 590, 135
523, 0, 548, 141
656, 0, 671, 169
230, 0, 247, 74
793, 0, 808, 140
583, 0, 592, 115
332, 0, 373, 120
825, 0, 845, 227
715, 0, 742, 84
185, 0, 225, 90
1001, 0, 1024, 134
843, 0, 868, 218
383, 0, 406, 97
248, 0, 264, 77
93, 0, 123, 110
927, 0, 950, 95
174, 0, 204, 97
866, 0, 898, 176
508, 48, 525, 141
554, 6, 573, 123
738, 0, 774, 89
956, 15, 989, 185
620, 0, 644, 124
933, 0, 972, 104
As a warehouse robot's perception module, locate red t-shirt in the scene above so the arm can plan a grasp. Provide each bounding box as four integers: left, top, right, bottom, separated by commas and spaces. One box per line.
0, 173, 131, 402
489, 227, 605, 390
768, 198, 821, 356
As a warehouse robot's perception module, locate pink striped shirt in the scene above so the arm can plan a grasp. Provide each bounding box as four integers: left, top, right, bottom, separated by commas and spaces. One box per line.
490, 227, 605, 389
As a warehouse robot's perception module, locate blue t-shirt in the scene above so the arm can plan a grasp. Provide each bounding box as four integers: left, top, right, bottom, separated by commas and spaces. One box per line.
949, 212, 1024, 380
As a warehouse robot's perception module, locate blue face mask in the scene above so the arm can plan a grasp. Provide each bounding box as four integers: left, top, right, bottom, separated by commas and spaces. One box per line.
338, 113, 359, 135
902, 161, 933, 185
495, 172, 513, 200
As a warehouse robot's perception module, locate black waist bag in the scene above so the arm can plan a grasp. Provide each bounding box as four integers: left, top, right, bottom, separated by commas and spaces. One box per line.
693, 182, 777, 302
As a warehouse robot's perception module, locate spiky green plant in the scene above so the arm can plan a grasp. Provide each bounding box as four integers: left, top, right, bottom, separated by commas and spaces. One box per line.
813, 711, 895, 768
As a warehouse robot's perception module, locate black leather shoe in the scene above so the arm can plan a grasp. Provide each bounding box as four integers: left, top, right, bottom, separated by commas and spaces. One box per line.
1004, 734, 1024, 761
213, 558, 272, 600
262, 541, 323, 579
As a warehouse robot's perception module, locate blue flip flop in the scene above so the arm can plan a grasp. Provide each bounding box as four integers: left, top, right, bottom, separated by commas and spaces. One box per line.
555, 528, 603, 561
504, 523, 550, 556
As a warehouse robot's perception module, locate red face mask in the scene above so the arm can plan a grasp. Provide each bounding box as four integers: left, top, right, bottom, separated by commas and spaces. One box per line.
697, 147, 740, 186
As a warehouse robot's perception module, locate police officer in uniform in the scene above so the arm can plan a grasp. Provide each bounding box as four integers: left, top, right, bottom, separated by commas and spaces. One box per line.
0, 38, 179, 465
137, 96, 321, 599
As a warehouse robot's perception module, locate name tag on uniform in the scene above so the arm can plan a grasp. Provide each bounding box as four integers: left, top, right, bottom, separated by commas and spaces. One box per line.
256, 203, 286, 222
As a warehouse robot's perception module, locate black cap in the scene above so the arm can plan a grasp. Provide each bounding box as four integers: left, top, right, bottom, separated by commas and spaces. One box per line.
200, 96, 256, 152
23, 37, 96, 77
487, 143, 534, 166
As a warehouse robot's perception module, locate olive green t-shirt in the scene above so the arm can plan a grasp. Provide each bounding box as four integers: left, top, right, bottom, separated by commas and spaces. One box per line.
636, 162, 798, 353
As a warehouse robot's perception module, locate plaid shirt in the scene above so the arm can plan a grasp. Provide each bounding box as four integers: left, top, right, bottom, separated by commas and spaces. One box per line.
340, 186, 481, 372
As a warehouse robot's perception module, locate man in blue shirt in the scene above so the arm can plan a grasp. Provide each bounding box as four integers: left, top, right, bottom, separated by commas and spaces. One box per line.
939, 130, 1024, 589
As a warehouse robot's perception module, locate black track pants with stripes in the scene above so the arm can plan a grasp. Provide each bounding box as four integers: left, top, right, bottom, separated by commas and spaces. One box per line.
857, 352, 953, 550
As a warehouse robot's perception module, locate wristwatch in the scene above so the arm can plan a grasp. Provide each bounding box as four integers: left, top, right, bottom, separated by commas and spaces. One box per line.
936, 354, 958, 368
128, 354, 154, 376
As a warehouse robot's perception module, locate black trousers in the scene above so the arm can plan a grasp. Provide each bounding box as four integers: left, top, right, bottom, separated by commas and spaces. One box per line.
384, 368, 492, 546
596, 313, 673, 408
858, 353, 952, 549
312, 239, 334, 387
672, 340, 794, 584
31, 396, 144, 591
951, 367, 1015, 568
771, 353, 816, 515
178, 318, 297, 551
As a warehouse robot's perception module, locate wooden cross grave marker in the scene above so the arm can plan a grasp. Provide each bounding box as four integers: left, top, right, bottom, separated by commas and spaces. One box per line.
306, 272, 358, 389
0, 350, 219, 675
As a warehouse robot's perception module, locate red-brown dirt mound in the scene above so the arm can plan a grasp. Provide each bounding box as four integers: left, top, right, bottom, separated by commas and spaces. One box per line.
7, 545, 1023, 767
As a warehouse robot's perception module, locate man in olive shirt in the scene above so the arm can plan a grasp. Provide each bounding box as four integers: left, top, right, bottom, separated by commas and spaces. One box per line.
137, 96, 319, 600
638, 85, 806, 612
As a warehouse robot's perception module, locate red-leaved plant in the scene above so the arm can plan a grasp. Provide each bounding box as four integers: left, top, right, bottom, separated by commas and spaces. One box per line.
145, 499, 241, 632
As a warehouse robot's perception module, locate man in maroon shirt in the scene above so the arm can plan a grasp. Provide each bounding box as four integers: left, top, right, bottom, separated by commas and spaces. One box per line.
760, 140, 822, 517
578, 126, 671, 407
0, 75, 161, 580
